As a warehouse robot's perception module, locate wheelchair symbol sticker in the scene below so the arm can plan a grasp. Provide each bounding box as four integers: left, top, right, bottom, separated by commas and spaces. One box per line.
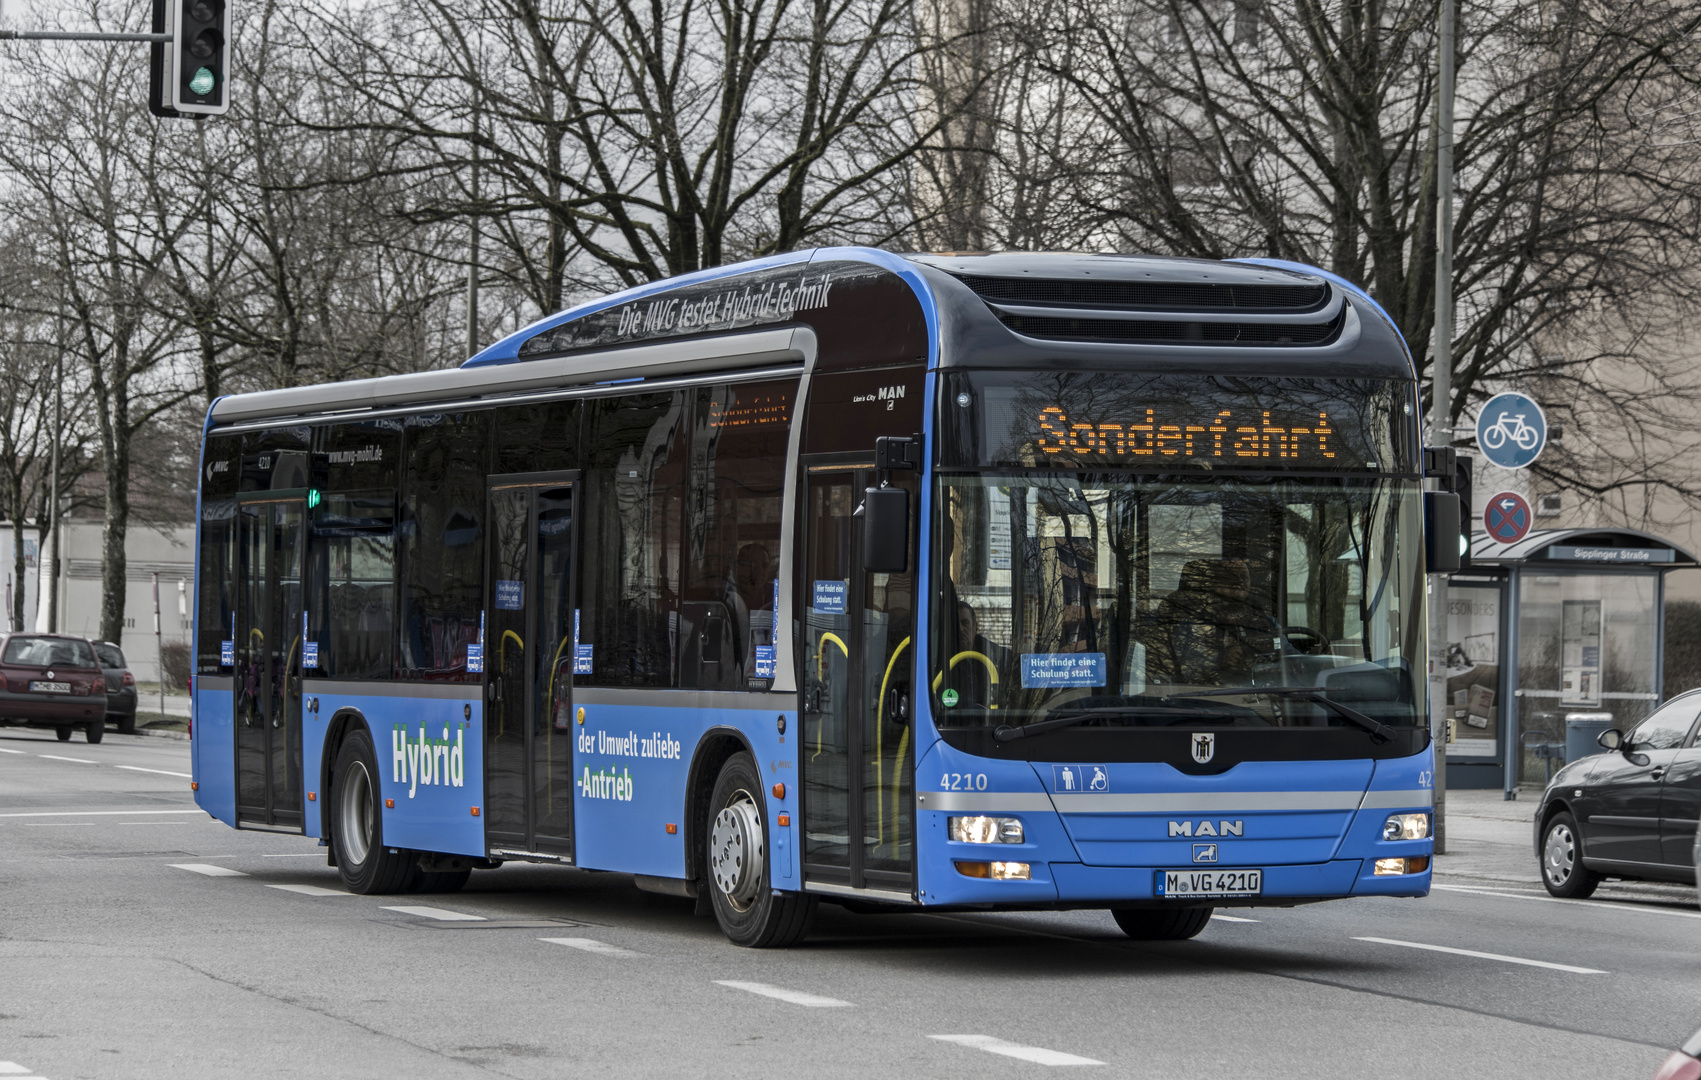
1475, 392, 1547, 469
1054, 765, 1111, 793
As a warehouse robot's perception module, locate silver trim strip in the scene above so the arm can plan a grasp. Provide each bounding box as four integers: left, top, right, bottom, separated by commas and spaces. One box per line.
1358, 789, 1435, 810
194, 676, 235, 691
1052, 791, 1365, 814
489, 848, 573, 864
573, 687, 796, 712
920, 792, 1057, 813
803, 879, 917, 904
307, 680, 481, 701
210, 328, 807, 425
771, 332, 816, 695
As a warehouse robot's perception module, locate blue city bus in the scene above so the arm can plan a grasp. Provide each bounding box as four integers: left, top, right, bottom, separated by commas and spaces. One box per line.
190, 248, 1437, 947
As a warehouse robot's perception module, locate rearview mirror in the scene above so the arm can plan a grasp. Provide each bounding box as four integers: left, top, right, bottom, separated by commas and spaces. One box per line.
861, 486, 909, 573
1597, 728, 1623, 751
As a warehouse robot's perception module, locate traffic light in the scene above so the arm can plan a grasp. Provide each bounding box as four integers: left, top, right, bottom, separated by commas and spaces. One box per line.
147, 0, 180, 118
168, 0, 231, 116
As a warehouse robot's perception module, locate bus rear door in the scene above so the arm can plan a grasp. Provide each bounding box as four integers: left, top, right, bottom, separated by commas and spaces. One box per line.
484, 473, 579, 858
234, 495, 306, 830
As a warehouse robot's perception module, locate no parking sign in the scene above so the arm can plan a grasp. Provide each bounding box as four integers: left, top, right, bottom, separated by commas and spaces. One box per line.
1484, 491, 1532, 544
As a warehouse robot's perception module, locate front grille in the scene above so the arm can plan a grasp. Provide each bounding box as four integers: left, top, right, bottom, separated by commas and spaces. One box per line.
995, 310, 1345, 346
953, 274, 1329, 313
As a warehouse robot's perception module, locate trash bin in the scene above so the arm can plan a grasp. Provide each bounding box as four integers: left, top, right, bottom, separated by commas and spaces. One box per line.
1564, 712, 1615, 763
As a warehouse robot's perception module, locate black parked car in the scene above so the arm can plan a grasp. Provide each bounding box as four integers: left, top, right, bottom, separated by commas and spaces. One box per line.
1535, 688, 1701, 897
0, 633, 109, 742
94, 641, 138, 735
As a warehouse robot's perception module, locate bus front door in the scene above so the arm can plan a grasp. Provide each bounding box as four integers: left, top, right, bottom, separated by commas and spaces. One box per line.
484, 474, 579, 858
800, 464, 917, 896
234, 497, 306, 829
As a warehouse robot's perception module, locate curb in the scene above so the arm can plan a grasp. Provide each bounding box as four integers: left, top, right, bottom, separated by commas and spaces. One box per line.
130, 726, 191, 743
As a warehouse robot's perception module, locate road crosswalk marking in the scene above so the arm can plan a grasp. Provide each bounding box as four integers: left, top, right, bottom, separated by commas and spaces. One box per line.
930, 1034, 1103, 1066
170, 863, 248, 877
1352, 936, 1606, 974
541, 937, 640, 956
266, 884, 347, 897
714, 980, 851, 1007
382, 905, 486, 921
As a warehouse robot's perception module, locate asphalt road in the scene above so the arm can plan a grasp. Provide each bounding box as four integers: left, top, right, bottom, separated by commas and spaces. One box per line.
2, 727, 1696, 1079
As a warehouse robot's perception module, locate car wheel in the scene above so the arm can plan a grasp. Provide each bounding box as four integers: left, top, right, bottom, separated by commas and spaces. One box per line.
1111, 906, 1214, 940
55, 727, 72, 742
116, 714, 136, 736
84, 721, 103, 744
1540, 811, 1600, 898
330, 727, 419, 895
705, 752, 815, 948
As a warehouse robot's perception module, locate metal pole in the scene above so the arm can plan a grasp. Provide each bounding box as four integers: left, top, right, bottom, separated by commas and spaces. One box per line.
46, 328, 62, 635
0, 30, 171, 41
1429, 0, 1457, 851
153, 571, 164, 717
465, 94, 481, 358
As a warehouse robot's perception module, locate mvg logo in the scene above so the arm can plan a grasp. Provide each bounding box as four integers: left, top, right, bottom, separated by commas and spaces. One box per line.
392, 726, 466, 798
1169, 819, 1244, 837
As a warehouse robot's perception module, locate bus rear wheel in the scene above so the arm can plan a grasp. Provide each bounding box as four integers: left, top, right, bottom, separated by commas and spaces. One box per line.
705, 752, 815, 948
1111, 906, 1213, 940
331, 727, 418, 895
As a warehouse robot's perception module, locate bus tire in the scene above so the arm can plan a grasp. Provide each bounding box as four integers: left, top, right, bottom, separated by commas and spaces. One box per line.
705, 752, 815, 948
1110, 906, 1213, 940
331, 727, 418, 895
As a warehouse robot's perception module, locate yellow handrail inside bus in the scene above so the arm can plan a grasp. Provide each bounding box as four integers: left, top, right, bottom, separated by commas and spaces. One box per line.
497, 630, 524, 735
875, 636, 911, 849
931, 650, 999, 708
812, 633, 849, 761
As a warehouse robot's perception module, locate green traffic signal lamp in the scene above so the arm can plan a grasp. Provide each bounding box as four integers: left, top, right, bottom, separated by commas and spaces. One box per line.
307, 489, 321, 509
189, 67, 216, 96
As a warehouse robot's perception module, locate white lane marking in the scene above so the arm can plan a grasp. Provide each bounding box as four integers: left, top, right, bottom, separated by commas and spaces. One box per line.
267, 884, 347, 897
1352, 936, 1607, 974
119, 821, 184, 826
382, 905, 486, 921
0, 809, 203, 818
171, 863, 249, 877
0, 1063, 33, 1073
38, 755, 97, 764
0, 747, 26, 754
262, 852, 324, 858
1211, 914, 1259, 923
930, 1035, 1104, 1066
114, 765, 193, 778
714, 980, 852, 1008
541, 937, 641, 956
1431, 882, 1701, 920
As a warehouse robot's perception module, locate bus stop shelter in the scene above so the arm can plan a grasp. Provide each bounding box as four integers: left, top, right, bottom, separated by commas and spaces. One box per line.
1441, 528, 1697, 798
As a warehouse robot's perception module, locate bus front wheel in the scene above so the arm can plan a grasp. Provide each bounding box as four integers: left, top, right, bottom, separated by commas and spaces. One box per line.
331, 727, 418, 895
1111, 906, 1213, 940
705, 752, 815, 948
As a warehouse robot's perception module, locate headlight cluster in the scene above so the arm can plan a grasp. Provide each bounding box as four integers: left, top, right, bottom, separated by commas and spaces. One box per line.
1381, 812, 1431, 841
948, 815, 1024, 844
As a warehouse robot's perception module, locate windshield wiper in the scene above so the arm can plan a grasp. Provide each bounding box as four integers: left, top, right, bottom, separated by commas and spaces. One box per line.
1166, 686, 1393, 743
994, 705, 1245, 743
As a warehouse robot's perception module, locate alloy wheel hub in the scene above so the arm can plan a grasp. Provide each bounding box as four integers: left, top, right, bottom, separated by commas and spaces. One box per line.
710, 793, 764, 910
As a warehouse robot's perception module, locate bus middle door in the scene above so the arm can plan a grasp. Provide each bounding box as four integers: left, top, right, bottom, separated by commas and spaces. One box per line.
234, 495, 306, 830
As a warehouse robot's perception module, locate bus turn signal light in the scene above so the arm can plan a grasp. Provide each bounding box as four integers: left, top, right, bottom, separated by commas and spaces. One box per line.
666, 823, 677, 834
778, 814, 789, 827
772, 783, 785, 800
385, 799, 395, 809
190, 782, 198, 791
955, 861, 1031, 881
471, 807, 481, 817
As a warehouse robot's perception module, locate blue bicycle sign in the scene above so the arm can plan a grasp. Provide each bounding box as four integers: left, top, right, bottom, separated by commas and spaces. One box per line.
1474, 392, 1547, 468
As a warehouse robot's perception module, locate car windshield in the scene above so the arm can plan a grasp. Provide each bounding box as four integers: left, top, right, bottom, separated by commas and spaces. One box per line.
932, 472, 1424, 730
95, 644, 125, 669
3, 636, 96, 669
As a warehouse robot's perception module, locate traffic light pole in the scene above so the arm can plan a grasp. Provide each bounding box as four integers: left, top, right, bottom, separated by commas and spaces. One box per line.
0, 30, 170, 41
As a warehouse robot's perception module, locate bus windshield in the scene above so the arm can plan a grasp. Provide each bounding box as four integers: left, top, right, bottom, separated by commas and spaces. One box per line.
932, 472, 1424, 732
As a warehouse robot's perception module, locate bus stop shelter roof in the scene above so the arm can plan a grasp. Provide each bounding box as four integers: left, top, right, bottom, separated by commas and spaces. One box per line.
1467, 527, 1698, 569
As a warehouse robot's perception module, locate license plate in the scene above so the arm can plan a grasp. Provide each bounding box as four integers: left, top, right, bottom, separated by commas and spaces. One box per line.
1156, 869, 1262, 899
30, 681, 70, 693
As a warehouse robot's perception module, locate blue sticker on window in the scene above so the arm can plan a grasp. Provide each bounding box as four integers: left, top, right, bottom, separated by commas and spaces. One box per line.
1021, 653, 1106, 688
466, 643, 483, 673
812, 580, 847, 614
495, 580, 524, 610
303, 642, 319, 669
574, 644, 593, 675
754, 645, 777, 679
1053, 764, 1111, 793
220, 640, 235, 666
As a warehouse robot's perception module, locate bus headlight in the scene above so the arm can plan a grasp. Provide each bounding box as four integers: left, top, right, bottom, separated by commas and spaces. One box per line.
948, 816, 1024, 844
1381, 812, 1431, 841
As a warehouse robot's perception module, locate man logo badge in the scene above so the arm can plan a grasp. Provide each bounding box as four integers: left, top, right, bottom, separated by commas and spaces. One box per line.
1193, 843, 1218, 864
1191, 732, 1216, 765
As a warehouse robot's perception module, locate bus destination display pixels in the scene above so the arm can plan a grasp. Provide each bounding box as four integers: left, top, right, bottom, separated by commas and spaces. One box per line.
1036, 405, 1335, 462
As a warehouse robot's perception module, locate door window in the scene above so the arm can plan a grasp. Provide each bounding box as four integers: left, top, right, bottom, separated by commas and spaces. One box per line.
1629, 701, 1701, 751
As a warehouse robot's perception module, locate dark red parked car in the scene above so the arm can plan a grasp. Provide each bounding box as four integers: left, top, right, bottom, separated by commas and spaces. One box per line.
0, 633, 110, 743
